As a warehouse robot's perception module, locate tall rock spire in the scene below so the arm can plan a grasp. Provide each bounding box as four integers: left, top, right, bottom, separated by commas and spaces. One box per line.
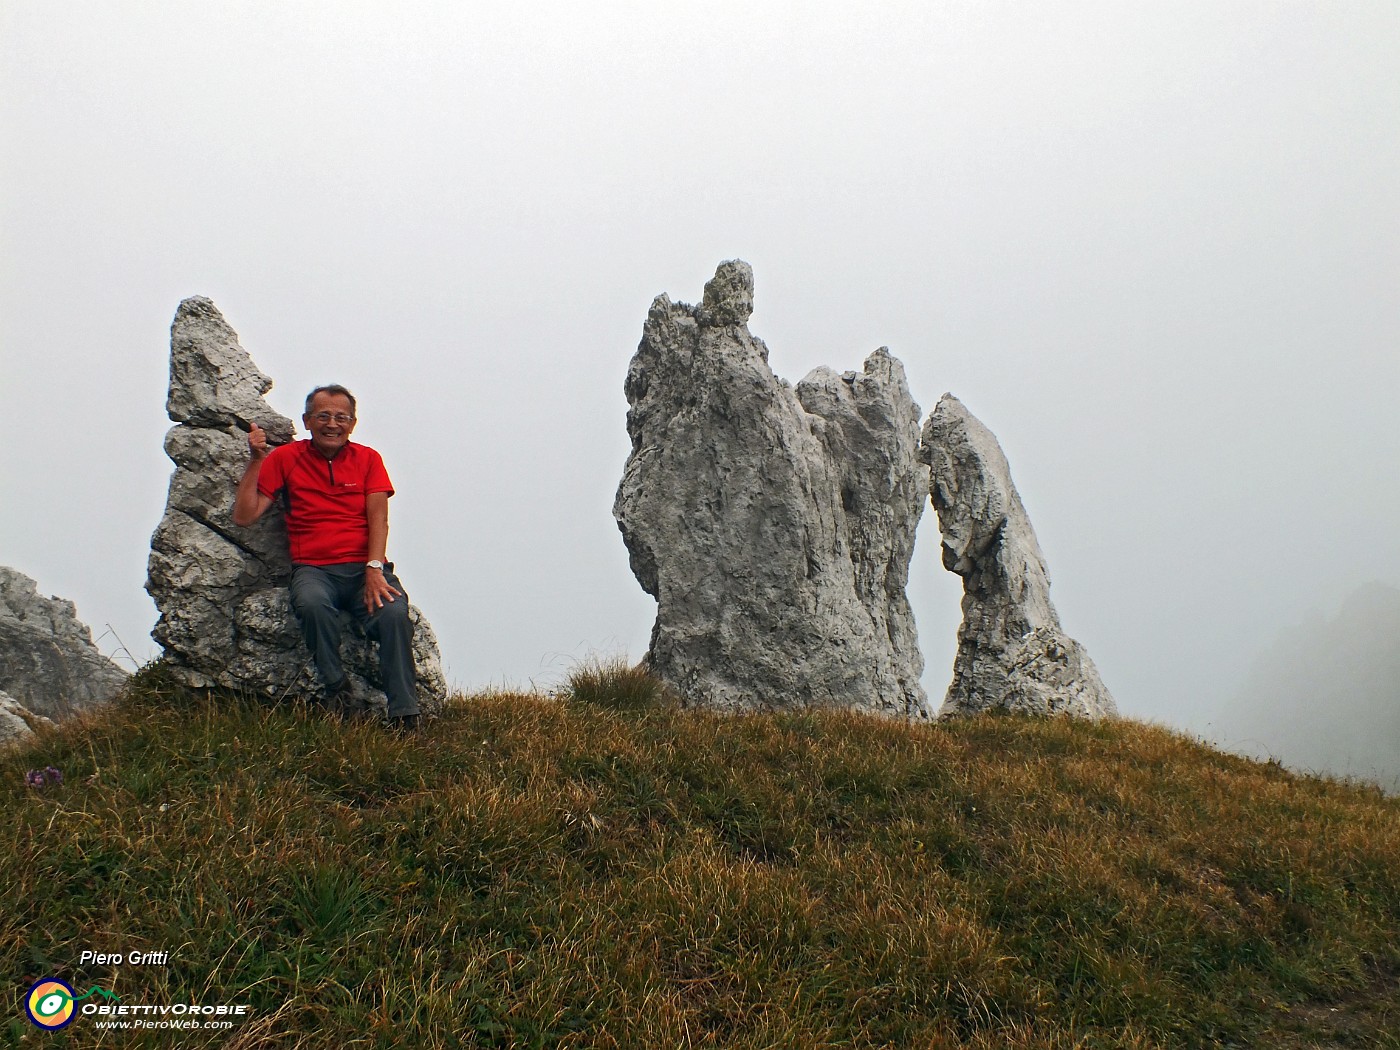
918, 394, 1116, 719
615, 261, 930, 716
146, 297, 448, 713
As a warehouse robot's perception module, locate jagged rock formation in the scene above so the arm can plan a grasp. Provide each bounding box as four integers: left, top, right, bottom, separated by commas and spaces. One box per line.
0, 689, 55, 749
145, 297, 448, 713
614, 261, 930, 716
0, 566, 128, 720
918, 395, 1116, 719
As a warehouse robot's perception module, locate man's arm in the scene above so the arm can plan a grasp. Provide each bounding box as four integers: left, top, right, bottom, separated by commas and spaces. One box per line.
232, 423, 275, 527
364, 491, 402, 610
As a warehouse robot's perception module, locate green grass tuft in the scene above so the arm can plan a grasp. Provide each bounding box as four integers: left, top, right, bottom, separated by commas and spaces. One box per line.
562, 655, 672, 711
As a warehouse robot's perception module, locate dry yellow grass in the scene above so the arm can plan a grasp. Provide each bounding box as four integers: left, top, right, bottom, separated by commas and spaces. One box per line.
2, 663, 1396, 1048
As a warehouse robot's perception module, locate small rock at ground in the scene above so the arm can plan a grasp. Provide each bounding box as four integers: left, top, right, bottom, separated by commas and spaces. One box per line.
0, 688, 57, 749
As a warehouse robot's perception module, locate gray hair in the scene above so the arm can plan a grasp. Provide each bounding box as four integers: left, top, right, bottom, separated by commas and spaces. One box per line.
304, 384, 357, 417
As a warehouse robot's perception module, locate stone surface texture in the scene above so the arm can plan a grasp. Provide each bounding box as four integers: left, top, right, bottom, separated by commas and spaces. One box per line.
918, 394, 1116, 719
614, 261, 930, 716
146, 297, 447, 713
0, 566, 128, 720
0, 688, 55, 749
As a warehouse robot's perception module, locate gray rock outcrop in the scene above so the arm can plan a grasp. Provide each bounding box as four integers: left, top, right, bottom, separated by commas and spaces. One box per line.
918, 394, 1116, 719
614, 261, 930, 716
0, 689, 55, 749
0, 566, 128, 720
145, 297, 448, 713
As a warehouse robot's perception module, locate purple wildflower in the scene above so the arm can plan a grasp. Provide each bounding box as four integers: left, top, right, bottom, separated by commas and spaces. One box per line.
44, 766, 62, 785
25, 769, 46, 788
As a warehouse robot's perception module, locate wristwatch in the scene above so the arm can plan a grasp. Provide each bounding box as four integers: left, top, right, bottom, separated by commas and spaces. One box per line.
366, 560, 385, 571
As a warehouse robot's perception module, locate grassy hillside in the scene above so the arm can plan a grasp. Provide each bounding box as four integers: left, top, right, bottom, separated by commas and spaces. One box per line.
3, 663, 1397, 1049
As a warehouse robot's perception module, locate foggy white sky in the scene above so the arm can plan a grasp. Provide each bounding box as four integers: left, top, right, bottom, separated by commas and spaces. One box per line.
3, 1, 1397, 743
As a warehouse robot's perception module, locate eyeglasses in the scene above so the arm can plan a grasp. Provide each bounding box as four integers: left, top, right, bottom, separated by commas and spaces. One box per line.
310, 413, 355, 425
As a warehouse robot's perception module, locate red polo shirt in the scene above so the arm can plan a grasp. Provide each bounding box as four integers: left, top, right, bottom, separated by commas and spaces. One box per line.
256, 440, 394, 565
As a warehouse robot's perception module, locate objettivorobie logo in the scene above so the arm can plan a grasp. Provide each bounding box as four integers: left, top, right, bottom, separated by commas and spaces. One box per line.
25, 978, 120, 1029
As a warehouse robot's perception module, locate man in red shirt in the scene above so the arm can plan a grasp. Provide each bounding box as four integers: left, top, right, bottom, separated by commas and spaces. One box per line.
232, 384, 421, 731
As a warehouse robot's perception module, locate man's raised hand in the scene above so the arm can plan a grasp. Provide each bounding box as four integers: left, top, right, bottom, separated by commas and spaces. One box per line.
247, 422, 269, 460
232, 422, 274, 527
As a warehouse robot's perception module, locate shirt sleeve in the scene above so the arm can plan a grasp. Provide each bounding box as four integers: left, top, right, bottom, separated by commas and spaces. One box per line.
255, 445, 289, 500
364, 448, 395, 497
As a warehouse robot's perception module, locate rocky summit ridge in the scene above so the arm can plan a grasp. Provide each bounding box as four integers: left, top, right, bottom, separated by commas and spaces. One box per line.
87, 265, 1111, 725
617, 261, 1114, 720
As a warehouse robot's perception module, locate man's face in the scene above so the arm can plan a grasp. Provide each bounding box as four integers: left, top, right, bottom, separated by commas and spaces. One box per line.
303, 392, 357, 458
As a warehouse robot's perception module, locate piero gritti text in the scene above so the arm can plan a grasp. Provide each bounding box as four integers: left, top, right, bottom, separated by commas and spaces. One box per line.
79, 950, 170, 966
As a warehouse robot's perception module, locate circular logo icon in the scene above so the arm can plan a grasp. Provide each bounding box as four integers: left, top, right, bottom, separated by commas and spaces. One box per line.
26, 978, 77, 1029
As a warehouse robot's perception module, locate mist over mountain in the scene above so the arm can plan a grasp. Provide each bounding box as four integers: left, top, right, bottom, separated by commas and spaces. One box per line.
1210, 582, 1400, 792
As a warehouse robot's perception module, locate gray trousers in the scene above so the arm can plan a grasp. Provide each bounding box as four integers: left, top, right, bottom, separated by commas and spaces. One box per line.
289, 563, 420, 717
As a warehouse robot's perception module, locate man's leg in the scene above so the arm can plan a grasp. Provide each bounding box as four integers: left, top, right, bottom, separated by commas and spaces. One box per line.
289, 565, 350, 692
354, 568, 420, 718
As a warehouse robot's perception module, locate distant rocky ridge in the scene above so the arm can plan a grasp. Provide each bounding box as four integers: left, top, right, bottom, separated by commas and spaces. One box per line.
615, 261, 930, 716
145, 297, 448, 714
0, 566, 128, 725
918, 395, 1116, 719
1215, 582, 1400, 790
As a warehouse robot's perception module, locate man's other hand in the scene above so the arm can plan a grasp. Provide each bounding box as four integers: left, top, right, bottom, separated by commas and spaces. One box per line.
248, 422, 269, 460
365, 569, 402, 611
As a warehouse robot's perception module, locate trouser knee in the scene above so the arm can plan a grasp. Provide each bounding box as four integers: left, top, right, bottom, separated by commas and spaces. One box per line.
294, 596, 341, 630
363, 572, 412, 637
369, 598, 410, 633
289, 567, 344, 650
290, 567, 336, 611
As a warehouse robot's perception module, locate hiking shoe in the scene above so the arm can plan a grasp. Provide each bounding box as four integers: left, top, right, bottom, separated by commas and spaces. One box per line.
314, 678, 351, 714
325, 678, 374, 722
387, 713, 423, 736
